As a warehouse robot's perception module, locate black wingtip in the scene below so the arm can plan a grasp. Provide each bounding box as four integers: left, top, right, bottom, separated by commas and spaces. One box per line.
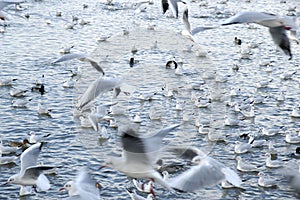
40, 142, 44, 150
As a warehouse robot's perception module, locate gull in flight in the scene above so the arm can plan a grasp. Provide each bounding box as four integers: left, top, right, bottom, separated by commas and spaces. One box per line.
52, 53, 105, 75
100, 124, 181, 195
183, 10, 299, 59
60, 167, 100, 200
4, 143, 55, 195
168, 147, 242, 192
76, 76, 123, 110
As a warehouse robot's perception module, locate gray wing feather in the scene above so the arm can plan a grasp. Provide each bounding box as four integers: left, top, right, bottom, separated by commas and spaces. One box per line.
269, 26, 292, 59
76, 77, 122, 109
23, 165, 54, 180
169, 164, 225, 192
20, 143, 43, 173
52, 53, 86, 63
75, 169, 100, 200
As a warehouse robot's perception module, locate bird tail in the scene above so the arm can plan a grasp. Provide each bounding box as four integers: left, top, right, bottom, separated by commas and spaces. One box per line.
36, 174, 50, 191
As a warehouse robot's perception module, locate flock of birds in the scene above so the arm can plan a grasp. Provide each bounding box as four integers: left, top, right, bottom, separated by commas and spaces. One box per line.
1, 0, 300, 199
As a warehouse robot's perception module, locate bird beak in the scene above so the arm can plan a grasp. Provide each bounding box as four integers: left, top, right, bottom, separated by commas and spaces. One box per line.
59, 187, 65, 191
99, 165, 106, 170
95, 182, 102, 189
2, 181, 8, 186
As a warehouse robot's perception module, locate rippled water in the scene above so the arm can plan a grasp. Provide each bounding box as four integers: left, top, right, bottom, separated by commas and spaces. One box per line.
1, 0, 300, 199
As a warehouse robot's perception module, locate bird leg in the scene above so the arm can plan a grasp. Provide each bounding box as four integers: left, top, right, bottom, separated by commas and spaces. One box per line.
32, 185, 38, 193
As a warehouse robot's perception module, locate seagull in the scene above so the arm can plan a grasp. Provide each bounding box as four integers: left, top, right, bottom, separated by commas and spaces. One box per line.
37, 103, 52, 115
265, 153, 283, 168
4, 143, 55, 194
236, 156, 259, 172
257, 172, 277, 188
0, 152, 17, 165
185, 11, 299, 59
0, 140, 19, 154
234, 141, 252, 154
220, 12, 298, 59
52, 53, 105, 75
248, 134, 266, 148
0, 0, 24, 21
60, 168, 100, 200
168, 147, 241, 192
100, 124, 181, 191
182, 6, 216, 40
76, 76, 123, 110
126, 189, 154, 200
28, 131, 51, 144
0, 77, 17, 86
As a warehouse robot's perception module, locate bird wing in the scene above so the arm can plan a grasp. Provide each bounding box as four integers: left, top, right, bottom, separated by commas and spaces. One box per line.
269, 26, 292, 59
169, 160, 226, 192
168, 0, 179, 18
76, 77, 122, 109
191, 26, 219, 35
221, 167, 242, 187
182, 7, 191, 33
22, 165, 54, 180
80, 58, 105, 75
75, 168, 100, 200
52, 53, 86, 64
121, 128, 152, 166
222, 11, 280, 27
20, 143, 43, 173
161, 0, 169, 14
171, 146, 209, 160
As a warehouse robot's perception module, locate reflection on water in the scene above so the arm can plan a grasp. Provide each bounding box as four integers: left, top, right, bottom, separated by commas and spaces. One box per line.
0, 0, 299, 199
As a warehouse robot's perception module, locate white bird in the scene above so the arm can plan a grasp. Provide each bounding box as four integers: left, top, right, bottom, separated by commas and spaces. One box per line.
100, 124, 181, 191
0, 0, 24, 21
9, 88, 27, 97
248, 134, 266, 148
52, 53, 105, 75
188, 11, 299, 59
76, 77, 122, 110
285, 132, 300, 144
224, 115, 240, 126
0, 77, 17, 86
291, 106, 300, 118
236, 156, 259, 172
126, 189, 154, 200
132, 113, 142, 123
0, 140, 19, 154
98, 126, 110, 140
59, 45, 74, 54
0, 153, 17, 165
222, 12, 299, 59
60, 168, 100, 200
37, 103, 51, 115
265, 153, 283, 168
12, 98, 31, 108
28, 131, 51, 144
4, 143, 55, 194
234, 141, 252, 154
168, 147, 242, 192
257, 172, 277, 188
259, 127, 283, 136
